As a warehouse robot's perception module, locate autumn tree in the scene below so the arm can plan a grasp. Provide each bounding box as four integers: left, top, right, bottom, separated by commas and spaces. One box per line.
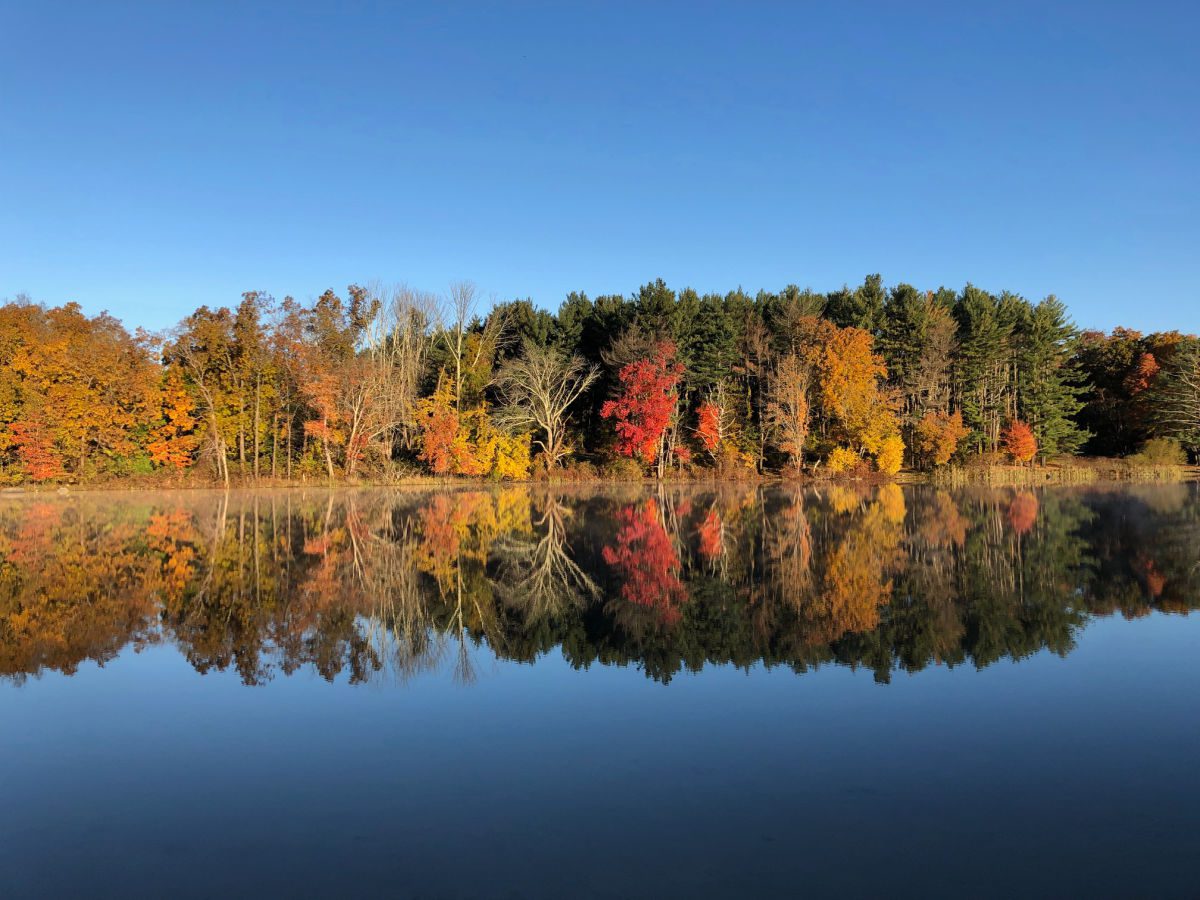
600, 341, 684, 478
913, 410, 969, 468
1002, 420, 1038, 464
817, 325, 904, 472
765, 353, 811, 472
147, 366, 199, 469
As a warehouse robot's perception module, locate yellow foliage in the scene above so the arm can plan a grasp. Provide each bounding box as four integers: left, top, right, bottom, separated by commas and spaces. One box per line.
826, 485, 862, 515
827, 446, 860, 474
875, 483, 906, 525
875, 434, 905, 475
475, 417, 532, 481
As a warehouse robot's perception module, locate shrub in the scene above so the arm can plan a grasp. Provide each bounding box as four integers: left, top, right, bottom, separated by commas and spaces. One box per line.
827, 446, 861, 474
1129, 437, 1187, 466
601, 456, 645, 480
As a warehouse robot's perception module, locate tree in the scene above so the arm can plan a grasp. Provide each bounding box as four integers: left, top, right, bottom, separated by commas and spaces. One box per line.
913, 410, 969, 468
493, 340, 598, 469
817, 325, 902, 469
416, 376, 478, 476
1148, 339, 1200, 455
694, 399, 722, 457
1002, 420, 1038, 464
147, 366, 199, 469
600, 341, 684, 478
765, 353, 811, 472
1016, 296, 1087, 458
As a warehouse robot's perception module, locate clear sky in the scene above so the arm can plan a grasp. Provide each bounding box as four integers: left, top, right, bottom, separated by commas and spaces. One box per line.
1, 1, 1197, 334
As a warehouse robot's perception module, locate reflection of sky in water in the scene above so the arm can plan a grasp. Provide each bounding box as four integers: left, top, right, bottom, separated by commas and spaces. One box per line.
1, 485, 1198, 897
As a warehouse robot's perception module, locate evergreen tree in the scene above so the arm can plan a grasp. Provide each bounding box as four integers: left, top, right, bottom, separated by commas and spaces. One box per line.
1015, 297, 1088, 457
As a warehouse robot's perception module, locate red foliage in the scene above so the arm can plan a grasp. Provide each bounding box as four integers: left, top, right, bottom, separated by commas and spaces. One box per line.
600, 342, 683, 463
695, 401, 721, 455
696, 509, 723, 561
9, 421, 64, 481
417, 405, 461, 475
1001, 420, 1038, 464
601, 498, 688, 625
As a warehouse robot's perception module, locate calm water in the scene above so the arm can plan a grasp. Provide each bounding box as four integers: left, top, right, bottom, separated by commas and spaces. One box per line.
2, 483, 1197, 898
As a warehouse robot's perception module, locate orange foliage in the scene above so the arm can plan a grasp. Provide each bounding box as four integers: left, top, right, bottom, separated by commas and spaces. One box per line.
1006, 492, 1039, 536
1002, 420, 1038, 464
601, 342, 683, 465
8, 421, 64, 481
147, 367, 199, 469
695, 401, 722, 456
914, 410, 969, 467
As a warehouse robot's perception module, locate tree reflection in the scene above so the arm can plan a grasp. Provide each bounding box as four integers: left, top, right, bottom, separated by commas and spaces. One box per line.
1, 482, 1198, 686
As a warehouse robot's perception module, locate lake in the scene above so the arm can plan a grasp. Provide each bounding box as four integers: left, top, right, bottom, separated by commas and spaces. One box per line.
2, 483, 1197, 898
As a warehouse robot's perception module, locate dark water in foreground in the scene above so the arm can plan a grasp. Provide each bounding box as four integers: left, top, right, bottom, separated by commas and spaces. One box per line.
1, 483, 1197, 898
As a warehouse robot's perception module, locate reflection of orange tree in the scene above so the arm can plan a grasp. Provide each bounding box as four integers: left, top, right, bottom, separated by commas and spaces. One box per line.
803, 485, 905, 644
0, 502, 161, 681
1006, 491, 1039, 536
602, 498, 688, 627
696, 508, 726, 565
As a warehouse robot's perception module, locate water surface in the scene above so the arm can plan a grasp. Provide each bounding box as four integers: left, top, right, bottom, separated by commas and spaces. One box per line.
2, 483, 1198, 897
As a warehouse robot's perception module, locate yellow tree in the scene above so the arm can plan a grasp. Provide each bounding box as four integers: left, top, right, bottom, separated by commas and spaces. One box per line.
818, 325, 904, 473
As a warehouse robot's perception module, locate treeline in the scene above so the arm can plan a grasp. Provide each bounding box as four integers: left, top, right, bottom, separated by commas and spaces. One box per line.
1, 276, 1198, 483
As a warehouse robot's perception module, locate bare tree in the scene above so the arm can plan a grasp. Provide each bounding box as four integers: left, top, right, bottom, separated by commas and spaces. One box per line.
765, 353, 811, 472
1153, 340, 1200, 454
364, 282, 435, 455
493, 340, 599, 468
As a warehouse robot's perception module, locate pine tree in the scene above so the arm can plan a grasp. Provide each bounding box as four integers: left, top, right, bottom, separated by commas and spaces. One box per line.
1016, 297, 1088, 457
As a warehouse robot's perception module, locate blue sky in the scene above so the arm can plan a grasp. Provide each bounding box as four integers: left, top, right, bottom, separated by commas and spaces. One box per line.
1, 1, 1196, 333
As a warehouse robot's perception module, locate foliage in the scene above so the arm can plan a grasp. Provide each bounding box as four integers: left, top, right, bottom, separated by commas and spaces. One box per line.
695, 401, 722, 455
1128, 437, 1187, 466
826, 446, 861, 474
2, 272, 1198, 484
1002, 420, 1038, 464
600, 341, 683, 470
875, 434, 905, 475
913, 410, 969, 468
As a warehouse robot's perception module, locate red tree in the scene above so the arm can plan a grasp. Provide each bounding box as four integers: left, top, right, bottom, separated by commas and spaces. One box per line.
600, 342, 683, 474
695, 401, 721, 457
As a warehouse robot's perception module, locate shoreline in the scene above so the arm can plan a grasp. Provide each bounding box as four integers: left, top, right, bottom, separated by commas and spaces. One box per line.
2, 461, 1196, 495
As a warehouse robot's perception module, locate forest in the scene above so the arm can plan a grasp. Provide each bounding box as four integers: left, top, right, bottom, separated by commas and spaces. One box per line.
1, 275, 1198, 484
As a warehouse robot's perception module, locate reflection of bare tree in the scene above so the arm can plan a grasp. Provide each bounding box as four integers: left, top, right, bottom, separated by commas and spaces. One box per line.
342, 496, 446, 683
752, 485, 814, 643
492, 493, 599, 625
